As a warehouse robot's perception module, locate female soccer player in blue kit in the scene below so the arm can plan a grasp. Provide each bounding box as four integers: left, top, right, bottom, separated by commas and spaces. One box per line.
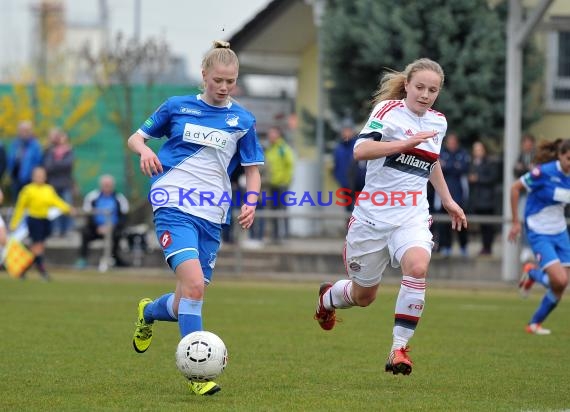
127, 41, 263, 395
509, 138, 570, 335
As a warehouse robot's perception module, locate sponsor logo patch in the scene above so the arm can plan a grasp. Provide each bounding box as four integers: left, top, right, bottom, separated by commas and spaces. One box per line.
180, 107, 202, 115
183, 123, 229, 150
368, 120, 384, 130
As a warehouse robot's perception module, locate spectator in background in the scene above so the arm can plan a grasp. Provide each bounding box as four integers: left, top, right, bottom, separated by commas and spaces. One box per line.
468, 141, 499, 256
75, 174, 130, 269
265, 125, 294, 242
0, 189, 7, 253
43, 128, 75, 237
436, 132, 470, 257
0, 141, 7, 184
333, 119, 358, 211
7, 120, 43, 198
514, 133, 536, 178
9, 166, 72, 280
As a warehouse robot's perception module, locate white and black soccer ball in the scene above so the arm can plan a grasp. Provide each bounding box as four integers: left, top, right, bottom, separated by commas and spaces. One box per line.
175, 331, 228, 382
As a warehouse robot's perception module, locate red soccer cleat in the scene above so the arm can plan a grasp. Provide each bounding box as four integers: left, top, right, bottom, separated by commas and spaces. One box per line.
519, 262, 537, 298
385, 346, 413, 375
313, 282, 336, 331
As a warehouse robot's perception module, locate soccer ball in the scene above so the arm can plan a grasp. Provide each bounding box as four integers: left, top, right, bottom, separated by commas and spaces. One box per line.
175, 331, 228, 382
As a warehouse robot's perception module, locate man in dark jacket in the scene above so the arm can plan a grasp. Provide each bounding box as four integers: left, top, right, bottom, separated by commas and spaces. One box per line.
436, 132, 470, 257
333, 119, 365, 212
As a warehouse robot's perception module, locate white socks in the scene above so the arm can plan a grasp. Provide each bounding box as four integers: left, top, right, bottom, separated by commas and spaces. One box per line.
392, 276, 426, 351
323, 279, 355, 310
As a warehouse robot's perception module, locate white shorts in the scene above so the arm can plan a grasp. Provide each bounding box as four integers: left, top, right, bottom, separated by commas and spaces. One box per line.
344, 217, 434, 287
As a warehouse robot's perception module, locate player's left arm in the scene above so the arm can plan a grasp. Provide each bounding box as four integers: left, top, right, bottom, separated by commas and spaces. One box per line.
238, 165, 261, 229
430, 162, 467, 231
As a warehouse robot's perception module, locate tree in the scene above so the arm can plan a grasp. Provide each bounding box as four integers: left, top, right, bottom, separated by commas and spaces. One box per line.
322, 0, 542, 142
0, 82, 100, 146
79, 33, 170, 200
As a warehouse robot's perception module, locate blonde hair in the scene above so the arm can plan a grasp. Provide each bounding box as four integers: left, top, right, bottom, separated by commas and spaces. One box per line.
201, 40, 239, 72
372, 58, 444, 105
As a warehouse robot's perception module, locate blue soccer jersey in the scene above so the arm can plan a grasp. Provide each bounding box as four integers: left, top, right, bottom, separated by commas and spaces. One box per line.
521, 160, 570, 235
137, 94, 264, 224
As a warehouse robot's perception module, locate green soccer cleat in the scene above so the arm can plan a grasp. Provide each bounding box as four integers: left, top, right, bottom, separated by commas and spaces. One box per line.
132, 298, 153, 353
188, 381, 221, 396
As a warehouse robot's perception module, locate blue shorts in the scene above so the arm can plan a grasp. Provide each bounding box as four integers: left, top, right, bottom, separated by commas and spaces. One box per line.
526, 229, 570, 269
26, 216, 52, 243
154, 208, 222, 283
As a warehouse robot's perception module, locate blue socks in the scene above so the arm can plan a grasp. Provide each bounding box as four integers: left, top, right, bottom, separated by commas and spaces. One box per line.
530, 290, 558, 325
178, 298, 203, 337
141, 294, 204, 337
528, 268, 550, 288
143, 293, 177, 323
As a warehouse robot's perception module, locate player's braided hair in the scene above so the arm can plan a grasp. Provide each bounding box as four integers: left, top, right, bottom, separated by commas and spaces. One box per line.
372, 58, 444, 106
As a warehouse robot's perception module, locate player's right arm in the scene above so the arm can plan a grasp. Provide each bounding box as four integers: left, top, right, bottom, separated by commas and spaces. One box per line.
354, 131, 437, 161
128, 132, 163, 177
508, 178, 526, 242
353, 101, 437, 161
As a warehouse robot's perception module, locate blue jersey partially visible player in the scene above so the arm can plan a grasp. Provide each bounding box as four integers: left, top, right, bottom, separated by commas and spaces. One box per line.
127, 40, 264, 395
509, 138, 570, 335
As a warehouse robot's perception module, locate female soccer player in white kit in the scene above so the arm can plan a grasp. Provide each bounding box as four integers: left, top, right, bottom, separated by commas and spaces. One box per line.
314, 58, 467, 375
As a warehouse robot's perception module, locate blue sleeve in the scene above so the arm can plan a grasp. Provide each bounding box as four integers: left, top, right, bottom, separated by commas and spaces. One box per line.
237, 120, 264, 165
139, 99, 172, 139
522, 166, 546, 192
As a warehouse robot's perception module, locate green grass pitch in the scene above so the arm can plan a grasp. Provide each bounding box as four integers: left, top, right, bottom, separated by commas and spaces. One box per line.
0, 270, 569, 411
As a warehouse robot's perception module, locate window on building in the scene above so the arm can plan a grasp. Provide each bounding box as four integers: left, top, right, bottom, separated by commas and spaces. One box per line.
547, 27, 570, 111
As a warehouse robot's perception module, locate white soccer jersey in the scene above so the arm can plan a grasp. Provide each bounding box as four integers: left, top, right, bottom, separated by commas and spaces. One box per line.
353, 99, 447, 226
138, 94, 264, 225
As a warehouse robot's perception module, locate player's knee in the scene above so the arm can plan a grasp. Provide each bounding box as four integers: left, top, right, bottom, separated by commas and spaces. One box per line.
552, 276, 569, 294
181, 281, 205, 300
406, 262, 428, 278
353, 290, 377, 307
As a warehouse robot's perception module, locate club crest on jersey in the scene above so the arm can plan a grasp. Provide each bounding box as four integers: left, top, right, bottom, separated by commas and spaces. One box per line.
531, 166, 541, 177
160, 231, 172, 249
225, 114, 239, 127
348, 259, 362, 272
